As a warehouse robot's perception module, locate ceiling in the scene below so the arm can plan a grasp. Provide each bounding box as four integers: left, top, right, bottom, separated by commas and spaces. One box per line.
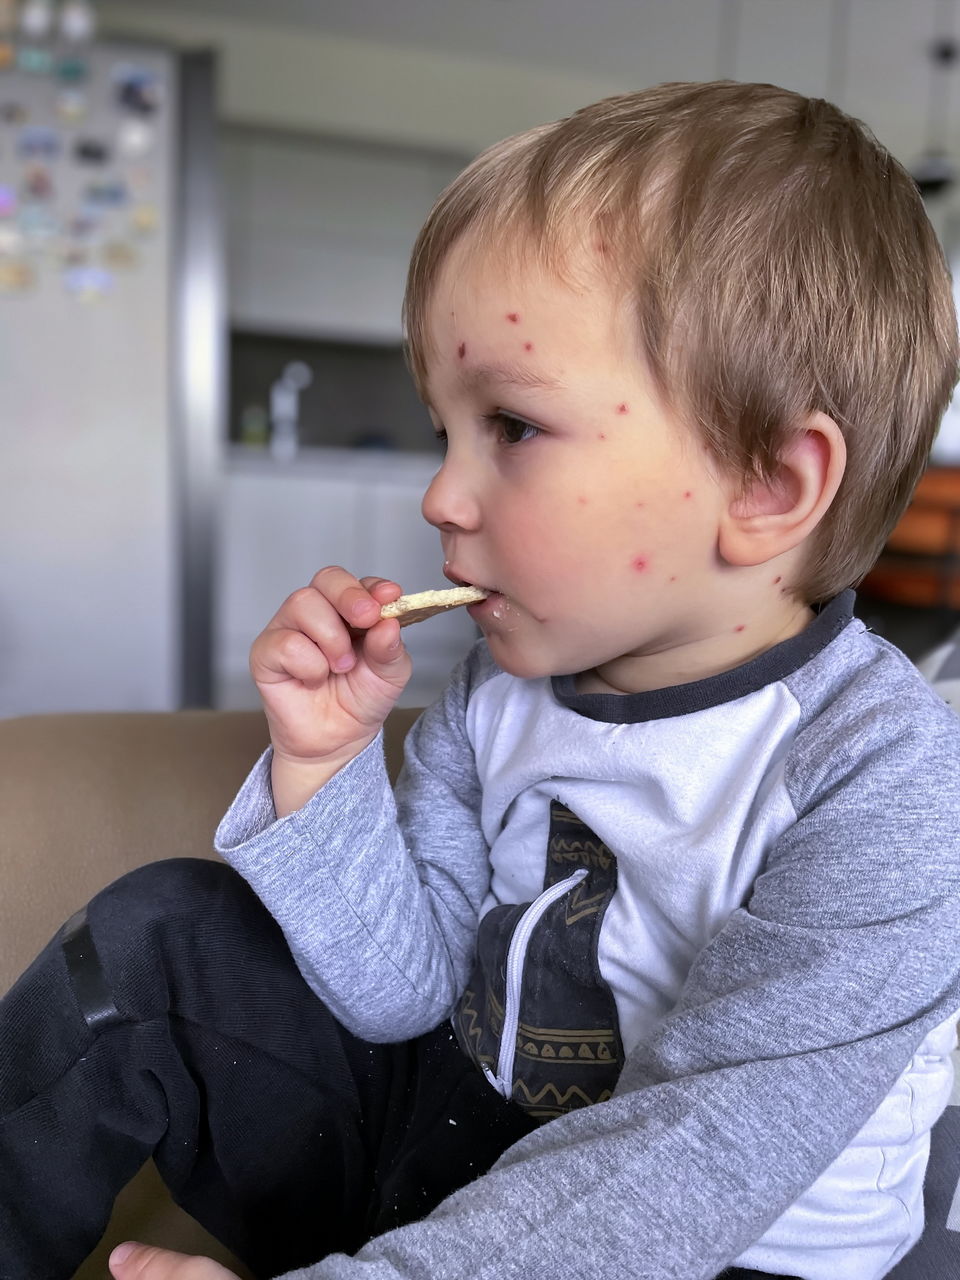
107, 0, 807, 85
107, 0, 960, 184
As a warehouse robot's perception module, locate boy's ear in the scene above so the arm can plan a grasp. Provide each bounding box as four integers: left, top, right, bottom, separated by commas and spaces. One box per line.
717, 412, 847, 567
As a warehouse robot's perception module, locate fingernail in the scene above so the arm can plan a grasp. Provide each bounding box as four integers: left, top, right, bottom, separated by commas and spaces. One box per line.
333, 654, 354, 672
110, 1242, 136, 1267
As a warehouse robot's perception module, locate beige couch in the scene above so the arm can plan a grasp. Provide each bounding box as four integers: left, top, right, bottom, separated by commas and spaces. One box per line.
0, 707, 419, 1280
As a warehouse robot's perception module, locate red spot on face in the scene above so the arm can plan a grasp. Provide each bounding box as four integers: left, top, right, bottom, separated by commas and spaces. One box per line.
577, 495, 588, 506
457, 342, 466, 360
616, 403, 629, 414
669, 576, 677, 582
734, 624, 746, 633
523, 341, 534, 352
683, 490, 693, 499
636, 501, 645, 508
596, 240, 607, 256
506, 312, 520, 324
632, 556, 649, 572
773, 575, 782, 584
598, 432, 607, 441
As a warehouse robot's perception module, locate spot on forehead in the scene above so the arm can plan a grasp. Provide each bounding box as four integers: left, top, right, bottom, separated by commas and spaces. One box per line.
457, 342, 467, 360
683, 491, 693, 499
632, 555, 649, 572
506, 312, 521, 324
773, 575, 782, 585
616, 403, 629, 415
734, 624, 746, 632
577, 495, 588, 505
523, 341, 534, 352
598, 432, 607, 441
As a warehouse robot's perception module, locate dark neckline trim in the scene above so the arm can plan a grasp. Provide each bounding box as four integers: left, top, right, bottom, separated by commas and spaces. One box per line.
551, 590, 856, 723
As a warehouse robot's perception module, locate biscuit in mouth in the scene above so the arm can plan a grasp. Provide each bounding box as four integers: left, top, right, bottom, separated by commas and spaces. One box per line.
380, 585, 489, 627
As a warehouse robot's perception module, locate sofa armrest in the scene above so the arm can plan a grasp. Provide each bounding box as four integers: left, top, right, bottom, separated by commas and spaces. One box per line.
0, 706, 421, 1000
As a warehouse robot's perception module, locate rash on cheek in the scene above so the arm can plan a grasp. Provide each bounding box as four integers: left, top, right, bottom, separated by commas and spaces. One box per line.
631, 556, 649, 572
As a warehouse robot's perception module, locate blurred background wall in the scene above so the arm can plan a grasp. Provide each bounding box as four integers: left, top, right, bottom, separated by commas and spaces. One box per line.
4, 0, 960, 715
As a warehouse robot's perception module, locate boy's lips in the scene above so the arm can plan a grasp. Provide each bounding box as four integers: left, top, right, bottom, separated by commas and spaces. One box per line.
443, 567, 496, 594
443, 567, 506, 618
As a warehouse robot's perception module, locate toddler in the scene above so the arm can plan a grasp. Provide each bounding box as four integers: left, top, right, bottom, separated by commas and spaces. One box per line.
2, 80, 960, 1280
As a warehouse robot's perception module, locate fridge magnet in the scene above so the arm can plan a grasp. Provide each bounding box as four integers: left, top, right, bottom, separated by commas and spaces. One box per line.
16, 46, 54, 75
113, 65, 163, 117
19, 0, 54, 40
67, 209, 99, 239
116, 117, 153, 159
0, 223, 23, 255
57, 89, 87, 123
63, 263, 112, 299
59, 0, 96, 43
18, 201, 58, 245
56, 55, 89, 84
0, 183, 16, 217
0, 258, 35, 292
22, 165, 53, 201
101, 239, 137, 270
0, 102, 28, 125
84, 178, 128, 208
130, 202, 158, 235
17, 126, 61, 160
125, 165, 152, 194
60, 243, 88, 267
74, 137, 110, 165
0, 41, 14, 70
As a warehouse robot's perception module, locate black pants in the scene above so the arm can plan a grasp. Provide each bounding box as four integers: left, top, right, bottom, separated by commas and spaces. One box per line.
0, 858, 795, 1280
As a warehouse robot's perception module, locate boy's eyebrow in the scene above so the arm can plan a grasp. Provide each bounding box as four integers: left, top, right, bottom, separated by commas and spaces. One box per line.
421, 360, 565, 409
457, 361, 564, 393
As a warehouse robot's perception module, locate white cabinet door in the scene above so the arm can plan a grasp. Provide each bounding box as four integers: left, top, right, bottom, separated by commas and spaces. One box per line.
216, 466, 360, 708
216, 453, 478, 711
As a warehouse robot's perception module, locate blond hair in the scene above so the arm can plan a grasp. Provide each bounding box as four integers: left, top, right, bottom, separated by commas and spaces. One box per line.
404, 81, 958, 602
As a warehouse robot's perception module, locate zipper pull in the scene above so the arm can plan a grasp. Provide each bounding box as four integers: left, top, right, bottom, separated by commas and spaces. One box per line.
481, 1061, 511, 1098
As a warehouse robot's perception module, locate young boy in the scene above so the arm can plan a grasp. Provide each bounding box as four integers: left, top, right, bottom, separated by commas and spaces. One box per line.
3, 80, 960, 1280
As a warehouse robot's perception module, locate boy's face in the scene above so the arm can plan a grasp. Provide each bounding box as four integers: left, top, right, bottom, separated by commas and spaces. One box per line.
418, 237, 759, 687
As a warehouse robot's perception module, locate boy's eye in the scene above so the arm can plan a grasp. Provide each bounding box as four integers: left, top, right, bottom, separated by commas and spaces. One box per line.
482, 410, 541, 445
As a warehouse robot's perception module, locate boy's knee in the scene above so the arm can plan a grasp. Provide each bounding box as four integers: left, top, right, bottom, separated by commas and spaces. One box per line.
65, 859, 264, 1027
84, 857, 254, 937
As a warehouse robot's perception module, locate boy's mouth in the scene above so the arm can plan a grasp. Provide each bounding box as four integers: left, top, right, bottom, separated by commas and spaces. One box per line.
443, 567, 496, 595
443, 567, 506, 618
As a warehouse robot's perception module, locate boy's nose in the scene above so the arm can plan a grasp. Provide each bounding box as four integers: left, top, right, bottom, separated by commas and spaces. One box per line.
421, 456, 481, 532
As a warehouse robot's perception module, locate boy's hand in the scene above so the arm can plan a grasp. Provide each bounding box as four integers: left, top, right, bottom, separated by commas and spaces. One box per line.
250, 567, 412, 814
109, 1242, 239, 1279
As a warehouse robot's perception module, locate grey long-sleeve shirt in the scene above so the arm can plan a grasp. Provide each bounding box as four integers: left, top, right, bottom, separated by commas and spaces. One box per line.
216, 595, 960, 1278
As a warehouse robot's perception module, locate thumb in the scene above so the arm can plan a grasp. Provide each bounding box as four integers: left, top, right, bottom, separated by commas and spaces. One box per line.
362, 618, 412, 683
109, 1241, 239, 1279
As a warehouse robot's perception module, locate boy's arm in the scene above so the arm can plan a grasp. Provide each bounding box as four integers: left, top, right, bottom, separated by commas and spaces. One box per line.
215, 648, 493, 1042
275, 693, 960, 1279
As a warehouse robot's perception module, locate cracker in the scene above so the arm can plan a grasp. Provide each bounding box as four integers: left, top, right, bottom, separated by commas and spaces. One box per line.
380, 586, 488, 627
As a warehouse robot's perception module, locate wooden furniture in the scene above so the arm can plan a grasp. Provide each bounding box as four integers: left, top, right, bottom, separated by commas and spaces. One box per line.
861, 466, 960, 609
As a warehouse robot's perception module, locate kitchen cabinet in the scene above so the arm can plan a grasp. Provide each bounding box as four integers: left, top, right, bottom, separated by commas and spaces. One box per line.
215, 448, 478, 710
222, 129, 465, 342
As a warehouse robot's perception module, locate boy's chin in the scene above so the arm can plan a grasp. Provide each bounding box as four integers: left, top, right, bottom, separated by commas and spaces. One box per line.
481, 634, 584, 683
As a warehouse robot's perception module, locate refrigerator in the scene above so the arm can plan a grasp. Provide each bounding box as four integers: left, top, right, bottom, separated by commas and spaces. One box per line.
0, 33, 223, 715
